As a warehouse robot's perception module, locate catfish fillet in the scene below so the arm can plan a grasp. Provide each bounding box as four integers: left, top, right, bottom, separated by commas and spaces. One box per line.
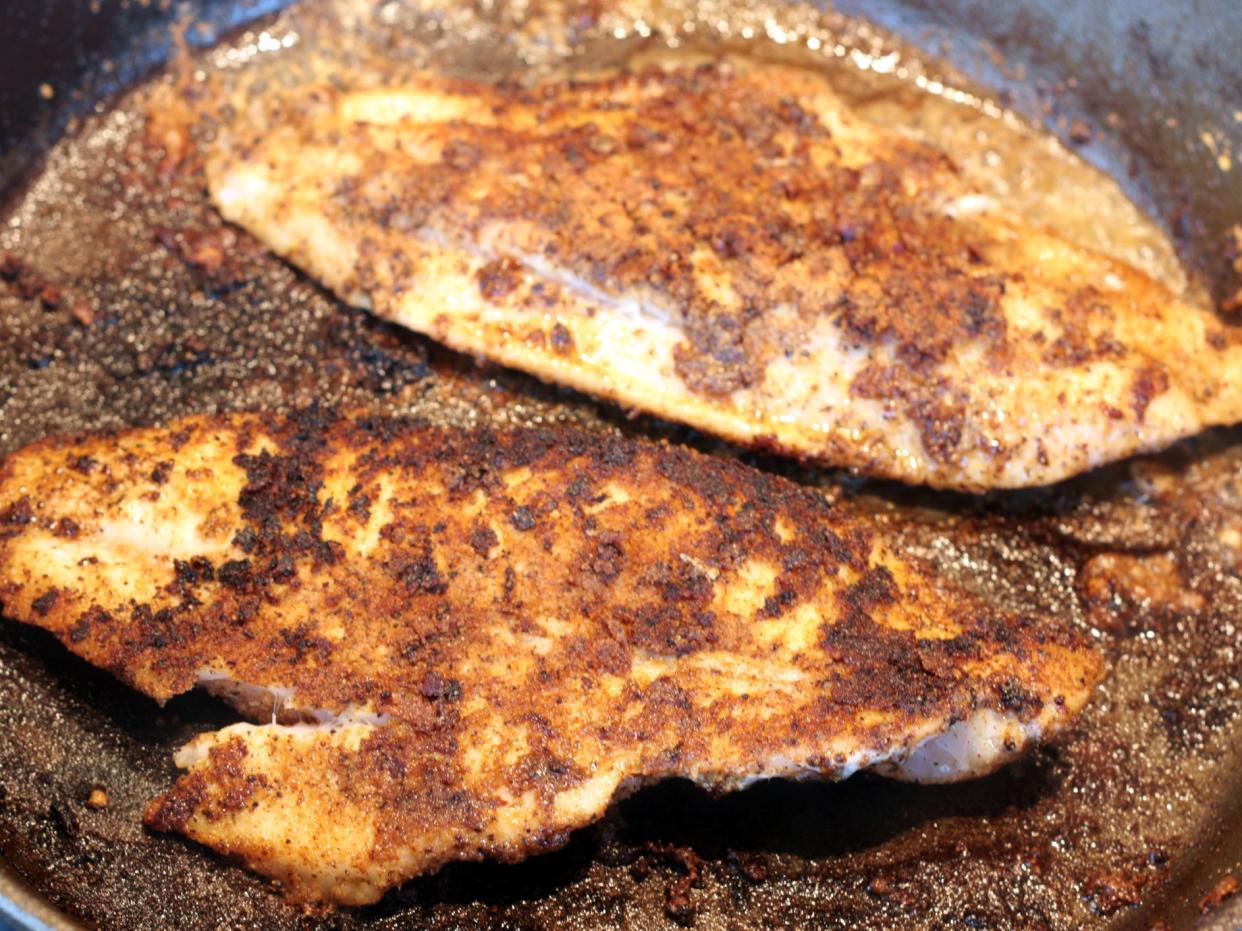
206, 59, 1242, 492
0, 410, 1101, 904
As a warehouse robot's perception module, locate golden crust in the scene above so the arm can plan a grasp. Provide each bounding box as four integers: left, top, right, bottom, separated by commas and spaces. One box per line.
206, 58, 1242, 491
0, 409, 1102, 903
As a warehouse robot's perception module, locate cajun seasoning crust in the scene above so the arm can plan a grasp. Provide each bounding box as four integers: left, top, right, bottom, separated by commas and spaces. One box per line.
0, 409, 1102, 904
207, 58, 1242, 491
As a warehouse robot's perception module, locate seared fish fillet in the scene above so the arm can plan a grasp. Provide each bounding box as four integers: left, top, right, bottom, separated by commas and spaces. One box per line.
205, 58, 1242, 492
0, 410, 1101, 904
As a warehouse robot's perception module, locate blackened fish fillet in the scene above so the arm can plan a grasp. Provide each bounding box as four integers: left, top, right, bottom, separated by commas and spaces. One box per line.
206, 58, 1242, 491
0, 410, 1101, 903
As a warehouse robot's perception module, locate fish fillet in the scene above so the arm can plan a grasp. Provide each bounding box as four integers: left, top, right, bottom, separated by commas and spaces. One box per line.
0, 409, 1102, 904
203, 57, 1242, 492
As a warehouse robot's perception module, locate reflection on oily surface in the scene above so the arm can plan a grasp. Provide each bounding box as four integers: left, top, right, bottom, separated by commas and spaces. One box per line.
1, 0, 1241, 928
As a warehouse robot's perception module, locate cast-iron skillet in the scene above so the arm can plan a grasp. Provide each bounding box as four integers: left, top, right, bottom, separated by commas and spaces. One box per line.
1, 1, 1241, 928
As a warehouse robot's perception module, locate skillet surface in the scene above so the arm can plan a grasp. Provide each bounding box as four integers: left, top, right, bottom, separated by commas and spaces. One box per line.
2, 1, 1242, 928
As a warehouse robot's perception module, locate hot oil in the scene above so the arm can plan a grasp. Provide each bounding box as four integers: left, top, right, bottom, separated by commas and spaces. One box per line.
0, 2, 1239, 930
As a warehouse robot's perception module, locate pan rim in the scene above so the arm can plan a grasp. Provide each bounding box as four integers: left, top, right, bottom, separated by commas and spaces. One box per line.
0, 859, 74, 931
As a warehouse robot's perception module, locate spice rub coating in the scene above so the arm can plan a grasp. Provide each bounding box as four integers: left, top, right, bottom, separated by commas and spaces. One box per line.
0, 409, 1101, 904
207, 58, 1242, 491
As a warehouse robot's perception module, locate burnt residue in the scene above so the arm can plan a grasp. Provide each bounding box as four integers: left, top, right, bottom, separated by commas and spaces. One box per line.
0, 3, 1240, 931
